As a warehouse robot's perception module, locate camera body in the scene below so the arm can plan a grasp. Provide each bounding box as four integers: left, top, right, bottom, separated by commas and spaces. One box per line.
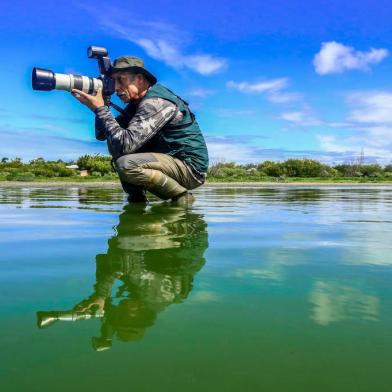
87, 46, 115, 96
32, 46, 115, 96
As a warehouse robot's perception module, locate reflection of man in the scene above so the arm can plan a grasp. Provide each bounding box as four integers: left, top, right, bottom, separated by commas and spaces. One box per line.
72, 56, 209, 204
37, 204, 208, 351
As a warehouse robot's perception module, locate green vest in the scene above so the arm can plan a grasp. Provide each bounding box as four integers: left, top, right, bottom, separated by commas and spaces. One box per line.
143, 83, 209, 174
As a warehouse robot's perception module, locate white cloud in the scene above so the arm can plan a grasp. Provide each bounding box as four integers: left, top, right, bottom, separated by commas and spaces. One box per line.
228, 80, 320, 128
317, 135, 354, 154
314, 41, 388, 75
364, 126, 392, 147
327, 122, 354, 128
347, 91, 392, 124
188, 88, 215, 98
227, 78, 301, 105
206, 136, 355, 164
314, 89, 392, 163
227, 78, 289, 94
206, 137, 259, 163
216, 108, 256, 117
268, 91, 302, 104
82, 6, 226, 75
281, 108, 322, 126
317, 133, 392, 163
136, 38, 226, 75
186, 54, 226, 75
0, 129, 106, 161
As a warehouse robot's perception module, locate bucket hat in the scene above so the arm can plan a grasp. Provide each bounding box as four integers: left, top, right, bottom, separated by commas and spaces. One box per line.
110, 56, 157, 85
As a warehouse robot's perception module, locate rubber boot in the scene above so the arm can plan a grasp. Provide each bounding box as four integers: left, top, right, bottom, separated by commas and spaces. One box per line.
146, 170, 187, 200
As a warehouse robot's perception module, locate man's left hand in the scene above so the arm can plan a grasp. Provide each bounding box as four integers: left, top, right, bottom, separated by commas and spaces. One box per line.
73, 295, 106, 313
71, 88, 105, 111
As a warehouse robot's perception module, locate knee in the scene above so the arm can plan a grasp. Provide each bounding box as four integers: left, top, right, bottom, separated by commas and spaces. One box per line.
116, 155, 140, 175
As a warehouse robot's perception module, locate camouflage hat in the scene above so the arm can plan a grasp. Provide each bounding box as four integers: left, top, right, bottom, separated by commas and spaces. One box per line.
110, 56, 157, 85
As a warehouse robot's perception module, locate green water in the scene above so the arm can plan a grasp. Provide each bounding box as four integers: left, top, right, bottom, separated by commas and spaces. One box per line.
0, 186, 391, 391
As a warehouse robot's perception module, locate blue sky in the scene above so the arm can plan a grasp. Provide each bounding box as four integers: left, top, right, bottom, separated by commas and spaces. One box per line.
2, 0, 392, 164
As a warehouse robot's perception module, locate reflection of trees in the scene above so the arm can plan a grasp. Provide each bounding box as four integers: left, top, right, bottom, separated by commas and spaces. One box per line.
309, 280, 379, 326
0, 188, 24, 204
77, 187, 123, 205
281, 189, 324, 203
208, 187, 325, 204
37, 204, 208, 350
0, 187, 125, 207
1, 188, 80, 205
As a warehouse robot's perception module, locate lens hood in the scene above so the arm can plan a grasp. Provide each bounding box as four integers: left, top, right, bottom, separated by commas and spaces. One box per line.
32, 68, 56, 91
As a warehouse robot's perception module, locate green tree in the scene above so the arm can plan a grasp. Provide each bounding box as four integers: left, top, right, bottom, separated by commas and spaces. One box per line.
359, 164, 383, 177
257, 161, 283, 177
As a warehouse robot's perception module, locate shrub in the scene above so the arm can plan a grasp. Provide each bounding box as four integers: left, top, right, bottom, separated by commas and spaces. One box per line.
208, 161, 227, 177
77, 154, 113, 175
359, 164, 383, 177
320, 167, 338, 177
29, 161, 74, 178
384, 164, 392, 173
334, 164, 360, 177
7, 171, 36, 181
281, 159, 326, 177
257, 161, 283, 177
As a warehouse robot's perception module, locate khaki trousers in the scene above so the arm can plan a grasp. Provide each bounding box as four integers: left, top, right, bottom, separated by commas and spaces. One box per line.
115, 153, 202, 200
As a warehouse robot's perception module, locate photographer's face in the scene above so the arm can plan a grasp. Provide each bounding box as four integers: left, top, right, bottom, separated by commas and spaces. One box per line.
112, 72, 148, 103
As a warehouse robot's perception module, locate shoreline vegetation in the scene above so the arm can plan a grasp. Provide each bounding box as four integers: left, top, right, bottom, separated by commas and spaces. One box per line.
1, 155, 392, 185
2, 181, 392, 188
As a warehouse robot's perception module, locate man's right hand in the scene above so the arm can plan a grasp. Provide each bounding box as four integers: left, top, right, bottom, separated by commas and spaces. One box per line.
71, 88, 105, 112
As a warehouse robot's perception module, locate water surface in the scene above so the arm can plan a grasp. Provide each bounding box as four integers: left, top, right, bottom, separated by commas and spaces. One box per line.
0, 186, 391, 391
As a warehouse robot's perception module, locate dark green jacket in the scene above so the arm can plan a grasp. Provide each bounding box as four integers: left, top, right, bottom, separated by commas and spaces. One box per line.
141, 83, 209, 174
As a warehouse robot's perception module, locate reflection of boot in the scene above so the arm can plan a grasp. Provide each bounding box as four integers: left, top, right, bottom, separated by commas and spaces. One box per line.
171, 192, 195, 207
147, 171, 187, 200
120, 180, 148, 203
127, 192, 148, 203
92, 336, 112, 352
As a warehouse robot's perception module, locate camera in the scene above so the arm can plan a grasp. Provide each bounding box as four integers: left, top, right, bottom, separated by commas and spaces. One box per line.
32, 46, 115, 96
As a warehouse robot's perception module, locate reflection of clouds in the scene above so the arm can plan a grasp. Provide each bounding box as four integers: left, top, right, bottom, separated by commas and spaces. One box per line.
230, 248, 310, 283
232, 265, 286, 282
309, 280, 379, 326
310, 189, 392, 266
206, 217, 244, 223
189, 291, 219, 303
0, 210, 109, 242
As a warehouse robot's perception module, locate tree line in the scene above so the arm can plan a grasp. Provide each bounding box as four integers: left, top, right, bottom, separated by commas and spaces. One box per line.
0, 155, 116, 181
208, 159, 392, 181
1, 155, 392, 181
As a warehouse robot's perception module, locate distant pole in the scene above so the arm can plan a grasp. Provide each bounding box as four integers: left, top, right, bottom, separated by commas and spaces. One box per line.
359, 148, 365, 165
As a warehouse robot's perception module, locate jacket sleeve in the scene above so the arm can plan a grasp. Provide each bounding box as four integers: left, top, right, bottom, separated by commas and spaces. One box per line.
95, 103, 137, 141
92, 254, 117, 298
94, 97, 177, 156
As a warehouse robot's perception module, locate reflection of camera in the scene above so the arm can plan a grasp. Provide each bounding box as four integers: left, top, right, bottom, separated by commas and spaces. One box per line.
36, 307, 105, 329
32, 46, 114, 96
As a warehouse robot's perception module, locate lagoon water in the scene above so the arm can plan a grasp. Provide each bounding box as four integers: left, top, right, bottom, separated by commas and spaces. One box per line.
0, 185, 391, 391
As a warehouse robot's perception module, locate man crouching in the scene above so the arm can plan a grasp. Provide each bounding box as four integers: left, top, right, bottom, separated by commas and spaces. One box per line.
71, 56, 209, 203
